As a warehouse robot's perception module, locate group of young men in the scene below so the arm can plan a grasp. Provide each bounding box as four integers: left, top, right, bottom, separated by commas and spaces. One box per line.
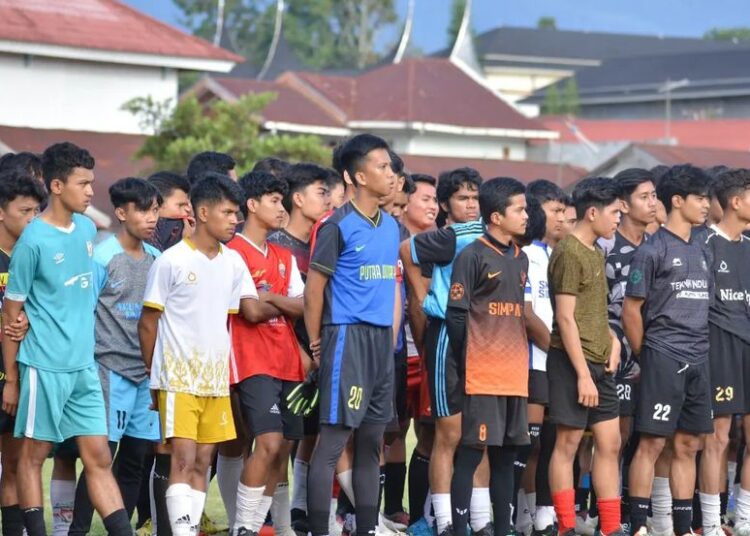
0, 133, 747, 536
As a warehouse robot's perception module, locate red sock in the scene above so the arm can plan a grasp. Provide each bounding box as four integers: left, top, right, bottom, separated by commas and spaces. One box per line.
597, 497, 622, 535
552, 489, 576, 533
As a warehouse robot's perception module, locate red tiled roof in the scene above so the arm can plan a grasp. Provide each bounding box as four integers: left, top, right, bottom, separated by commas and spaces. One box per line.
402, 154, 586, 190
0, 0, 242, 62
542, 116, 750, 152
0, 125, 150, 219
286, 72, 357, 117
637, 143, 750, 169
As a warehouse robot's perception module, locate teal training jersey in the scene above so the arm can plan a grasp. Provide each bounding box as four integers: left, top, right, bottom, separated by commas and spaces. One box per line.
6, 214, 97, 372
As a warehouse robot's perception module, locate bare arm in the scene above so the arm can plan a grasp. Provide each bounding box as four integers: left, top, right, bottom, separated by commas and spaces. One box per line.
265, 293, 304, 319
138, 306, 163, 375
304, 270, 329, 363
622, 296, 645, 357
400, 239, 430, 355
1, 298, 24, 415
524, 305, 550, 352
392, 282, 402, 349
240, 295, 282, 323
555, 294, 598, 408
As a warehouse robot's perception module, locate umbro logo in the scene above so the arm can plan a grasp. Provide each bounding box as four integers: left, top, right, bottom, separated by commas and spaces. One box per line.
270, 403, 281, 415
455, 508, 468, 515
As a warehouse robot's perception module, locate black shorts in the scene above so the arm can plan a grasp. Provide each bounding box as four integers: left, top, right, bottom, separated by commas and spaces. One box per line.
547, 347, 619, 429
0, 380, 14, 435
425, 318, 463, 418
617, 378, 638, 417
236, 375, 303, 440
387, 347, 408, 432
461, 395, 529, 447
528, 370, 549, 405
709, 324, 750, 416
318, 323, 394, 428
635, 348, 713, 436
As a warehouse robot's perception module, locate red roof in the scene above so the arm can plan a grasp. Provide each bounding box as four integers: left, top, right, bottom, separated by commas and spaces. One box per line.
542, 116, 750, 152
0, 0, 242, 62
637, 143, 750, 169
0, 125, 150, 219
402, 154, 586, 190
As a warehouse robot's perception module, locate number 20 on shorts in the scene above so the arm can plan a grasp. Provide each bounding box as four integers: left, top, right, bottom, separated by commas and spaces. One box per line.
348, 386, 363, 410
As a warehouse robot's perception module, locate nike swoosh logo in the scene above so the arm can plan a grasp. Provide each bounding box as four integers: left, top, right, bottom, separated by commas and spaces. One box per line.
110, 279, 126, 289
355, 245, 365, 252
488, 271, 501, 279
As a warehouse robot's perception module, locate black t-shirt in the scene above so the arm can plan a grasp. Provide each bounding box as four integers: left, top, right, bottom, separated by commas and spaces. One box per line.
601, 231, 650, 325
0, 249, 8, 376
704, 226, 750, 344
626, 226, 712, 364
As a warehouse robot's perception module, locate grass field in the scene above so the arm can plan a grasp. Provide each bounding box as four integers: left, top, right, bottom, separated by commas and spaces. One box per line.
40, 428, 418, 535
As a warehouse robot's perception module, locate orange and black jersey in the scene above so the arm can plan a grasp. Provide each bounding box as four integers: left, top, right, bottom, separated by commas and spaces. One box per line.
446, 233, 529, 397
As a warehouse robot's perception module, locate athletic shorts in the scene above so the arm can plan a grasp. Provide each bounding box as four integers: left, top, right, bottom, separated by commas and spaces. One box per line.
15, 364, 107, 442
612, 323, 640, 382
635, 348, 713, 436
528, 370, 549, 406
0, 377, 15, 435
99, 366, 160, 443
158, 391, 236, 444
387, 347, 408, 432
709, 324, 750, 416
617, 378, 638, 417
236, 375, 303, 440
425, 318, 463, 418
406, 354, 422, 418
547, 347, 619, 429
318, 323, 394, 428
461, 395, 529, 447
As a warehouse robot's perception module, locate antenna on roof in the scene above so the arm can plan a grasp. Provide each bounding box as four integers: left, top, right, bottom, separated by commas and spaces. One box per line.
213, 0, 226, 46
393, 0, 416, 64
257, 0, 285, 80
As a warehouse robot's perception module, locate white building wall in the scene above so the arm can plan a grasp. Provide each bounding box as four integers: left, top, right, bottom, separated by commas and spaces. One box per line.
0, 53, 176, 134
369, 130, 527, 160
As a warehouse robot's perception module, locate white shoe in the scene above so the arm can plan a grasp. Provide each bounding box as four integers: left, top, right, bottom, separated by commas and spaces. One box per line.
632, 527, 648, 536
575, 515, 598, 536
651, 527, 676, 536
735, 520, 750, 536
379, 513, 407, 533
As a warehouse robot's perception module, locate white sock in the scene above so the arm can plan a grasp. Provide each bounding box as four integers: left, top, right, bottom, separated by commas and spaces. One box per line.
432, 493, 452, 533
424, 490, 434, 524
329, 497, 339, 533
736, 488, 750, 523
50, 478, 76, 536
166, 483, 193, 536
470, 487, 491, 532
700, 492, 721, 531
534, 506, 556, 531
236, 483, 266, 532
526, 491, 537, 516
272, 482, 292, 535
292, 459, 309, 513
337, 470, 356, 506
216, 454, 244, 530
516, 489, 532, 532
253, 495, 273, 531
729, 461, 738, 492
190, 488, 207, 531
651, 477, 673, 533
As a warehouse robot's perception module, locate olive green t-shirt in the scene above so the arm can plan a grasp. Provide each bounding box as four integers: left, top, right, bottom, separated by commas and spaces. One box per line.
548, 234, 612, 364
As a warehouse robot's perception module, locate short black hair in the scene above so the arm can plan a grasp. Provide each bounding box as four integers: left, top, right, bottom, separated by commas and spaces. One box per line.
332, 142, 345, 175
650, 165, 670, 189
410, 173, 437, 188
479, 177, 526, 222
389, 150, 405, 178
238, 170, 288, 218
253, 157, 290, 178
0, 152, 43, 180
402, 174, 416, 195
190, 172, 244, 212
437, 167, 482, 205
148, 171, 190, 198
186, 151, 236, 186
657, 165, 710, 213
613, 168, 654, 203
109, 177, 163, 211
523, 194, 546, 244
41, 142, 95, 191
326, 167, 345, 190
711, 168, 750, 210
571, 177, 620, 220
0, 167, 48, 209
706, 165, 729, 180
281, 163, 329, 213
526, 179, 566, 205
338, 134, 390, 186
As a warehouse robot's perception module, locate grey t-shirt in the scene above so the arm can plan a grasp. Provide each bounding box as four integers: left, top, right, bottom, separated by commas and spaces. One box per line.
94, 235, 160, 382
626, 226, 712, 364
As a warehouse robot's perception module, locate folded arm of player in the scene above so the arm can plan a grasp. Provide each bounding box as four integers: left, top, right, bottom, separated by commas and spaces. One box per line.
524, 305, 550, 352
1, 298, 24, 416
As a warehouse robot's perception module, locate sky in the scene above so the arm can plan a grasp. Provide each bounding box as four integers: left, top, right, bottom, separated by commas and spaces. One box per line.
126, 0, 750, 54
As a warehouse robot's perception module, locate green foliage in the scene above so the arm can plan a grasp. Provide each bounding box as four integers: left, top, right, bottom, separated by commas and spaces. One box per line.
123, 93, 330, 173
541, 84, 561, 115
537, 16, 557, 29
541, 77, 580, 115
447, 0, 467, 45
703, 27, 750, 42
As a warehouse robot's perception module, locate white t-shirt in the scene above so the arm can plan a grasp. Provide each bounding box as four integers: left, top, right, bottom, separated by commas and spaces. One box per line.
143, 239, 257, 397
523, 240, 553, 371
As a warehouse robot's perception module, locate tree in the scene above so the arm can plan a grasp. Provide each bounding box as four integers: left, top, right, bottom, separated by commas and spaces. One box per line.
123, 93, 330, 173
562, 78, 581, 115
537, 16, 557, 30
541, 84, 562, 115
447, 0, 467, 46
703, 27, 750, 42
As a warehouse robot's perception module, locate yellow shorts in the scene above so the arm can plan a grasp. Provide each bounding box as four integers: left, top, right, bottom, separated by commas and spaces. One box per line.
158, 391, 236, 444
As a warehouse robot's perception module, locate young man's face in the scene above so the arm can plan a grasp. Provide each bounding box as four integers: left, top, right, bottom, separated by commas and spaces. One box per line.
355, 149, 395, 198
591, 201, 621, 239
385, 191, 409, 220
405, 181, 438, 230
541, 199, 566, 242
297, 180, 331, 223
733, 189, 750, 224
56, 167, 94, 214
329, 182, 346, 209
444, 182, 479, 223
622, 181, 657, 226
495, 193, 528, 238
677, 193, 710, 225
199, 199, 240, 243
118, 200, 160, 241
160, 189, 191, 219
562, 205, 577, 236
249, 192, 286, 231
0, 196, 41, 240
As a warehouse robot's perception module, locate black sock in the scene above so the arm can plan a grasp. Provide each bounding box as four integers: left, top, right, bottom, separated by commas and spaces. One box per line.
408, 450, 430, 524
489, 445, 518, 536
384, 462, 407, 515
353, 424, 387, 536
721, 491, 728, 519
513, 443, 532, 523
22, 507, 45, 536
115, 436, 150, 517
575, 486, 589, 515
692, 490, 702, 530
588, 487, 598, 518
153, 453, 173, 536
136, 451, 154, 528
629, 496, 650, 533
450, 446, 483, 534
673, 498, 693, 536
1, 505, 24, 536
535, 420, 555, 507
376, 465, 386, 514
103, 508, 132, 536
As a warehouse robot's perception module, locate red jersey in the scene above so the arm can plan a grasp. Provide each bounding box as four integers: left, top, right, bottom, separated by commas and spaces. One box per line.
228, 234, 304, 384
